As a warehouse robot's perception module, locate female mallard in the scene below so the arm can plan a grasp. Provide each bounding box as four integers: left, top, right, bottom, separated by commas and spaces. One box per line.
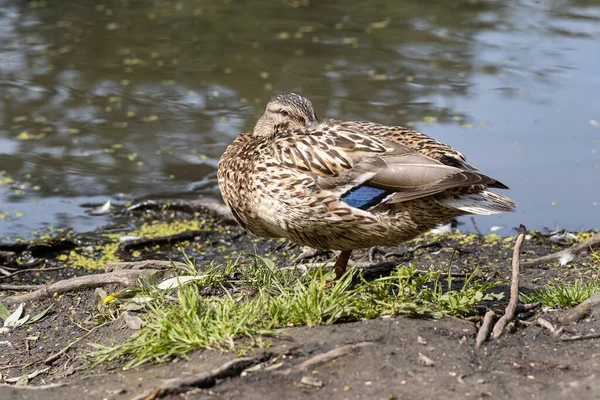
218, 93, 515, 278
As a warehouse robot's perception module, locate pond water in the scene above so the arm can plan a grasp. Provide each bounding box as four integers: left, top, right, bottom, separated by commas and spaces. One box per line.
1, 0, 599, 239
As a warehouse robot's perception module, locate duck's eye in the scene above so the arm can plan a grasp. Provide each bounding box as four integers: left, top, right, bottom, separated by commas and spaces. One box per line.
298, 116, 306, 125
279, 109, 289, 116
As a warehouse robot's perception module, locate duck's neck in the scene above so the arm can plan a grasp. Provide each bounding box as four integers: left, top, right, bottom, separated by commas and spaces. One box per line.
253, 115, 305, 136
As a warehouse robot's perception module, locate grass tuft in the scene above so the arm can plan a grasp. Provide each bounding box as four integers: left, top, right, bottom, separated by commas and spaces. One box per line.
90, 256, 501, 368
520, 278, 600, 308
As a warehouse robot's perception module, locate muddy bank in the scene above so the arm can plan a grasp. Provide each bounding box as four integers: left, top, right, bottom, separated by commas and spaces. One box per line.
1, 205, 599, 399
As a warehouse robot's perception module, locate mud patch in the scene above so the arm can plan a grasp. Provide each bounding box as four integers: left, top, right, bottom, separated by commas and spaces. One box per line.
1, 207, 599, 399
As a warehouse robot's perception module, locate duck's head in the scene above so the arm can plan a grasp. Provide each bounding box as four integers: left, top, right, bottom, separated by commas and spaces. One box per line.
253, 92, 318, 136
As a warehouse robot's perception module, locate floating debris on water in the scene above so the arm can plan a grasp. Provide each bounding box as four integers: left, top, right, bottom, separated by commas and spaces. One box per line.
89, 200, 112, 216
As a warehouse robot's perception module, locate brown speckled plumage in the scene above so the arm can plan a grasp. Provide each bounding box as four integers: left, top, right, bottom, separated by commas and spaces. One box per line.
218, 92, 516, 278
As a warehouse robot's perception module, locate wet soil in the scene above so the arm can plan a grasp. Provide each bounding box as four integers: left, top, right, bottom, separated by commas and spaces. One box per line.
1, 205, 599, 400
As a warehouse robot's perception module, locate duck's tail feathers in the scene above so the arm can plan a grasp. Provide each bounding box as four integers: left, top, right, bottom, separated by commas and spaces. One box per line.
438, 190, 516, 215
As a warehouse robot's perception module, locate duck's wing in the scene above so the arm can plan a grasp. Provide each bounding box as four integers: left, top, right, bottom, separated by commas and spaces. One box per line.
271, 122, 506, 210
342, 121, 510, 188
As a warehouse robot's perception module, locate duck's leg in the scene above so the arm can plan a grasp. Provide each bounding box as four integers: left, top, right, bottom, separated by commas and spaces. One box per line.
333, 250, 352, 280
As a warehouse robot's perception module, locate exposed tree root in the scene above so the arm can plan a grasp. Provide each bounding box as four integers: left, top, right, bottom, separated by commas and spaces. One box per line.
0, 383, 66, 390
475, 310, 496, 348
131, 354, 273, 400
0, 284, 42, 291
492, 225, 527, 339
476, 225, 526, 347
558, 291, 600, 325
2, 260, 183, 305
277, 342, 376, 375
523, 232, 600, 268
560, 332, 600, 341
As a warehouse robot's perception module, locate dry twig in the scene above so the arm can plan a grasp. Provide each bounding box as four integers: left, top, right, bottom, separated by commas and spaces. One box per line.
3, 269, 164, 304
104, 260, 187, 272
475, 310, 496, 348
44, 321, 112, 364
0, 284, 43, 291
277, 342, 375, 375
117, 230, 205, 253
492, 224, 526, 340
558, 291, 600, 325
0, 383, 66, 390
470, 217, 482, 236
0, 266, 65, 281
560, 332, 600, 342
537, 317, 564, 338
131, 355, 271, 400
523, 232, 600, 268
2, 260, 184, 304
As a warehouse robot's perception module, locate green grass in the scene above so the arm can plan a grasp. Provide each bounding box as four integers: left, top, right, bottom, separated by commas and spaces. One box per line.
520, 278, 600, 308
91, 256, 501, 368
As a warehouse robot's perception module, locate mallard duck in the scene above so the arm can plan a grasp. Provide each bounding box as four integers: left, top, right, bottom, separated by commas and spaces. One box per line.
218, 92, 515, 278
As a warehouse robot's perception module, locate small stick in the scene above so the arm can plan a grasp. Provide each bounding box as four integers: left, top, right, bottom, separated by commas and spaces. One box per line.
44, 320, 112, 364
104, 260, 188, 272
492, 224, 526, 340
0, 383, 66, 390
385, 242, 444, 259
523, 232, 600, 268
470, 217, 482, 236
558, 291, 600, 325
277, 342, 375, 375
0, 284, 43, 291
537, 318, 556, 334
475, 310, 496, 348
131, 355, 270, 400
0, 266, 65, 281
516, 302, 541, 313
118, 230, 205, 253
560, 332, 600, 342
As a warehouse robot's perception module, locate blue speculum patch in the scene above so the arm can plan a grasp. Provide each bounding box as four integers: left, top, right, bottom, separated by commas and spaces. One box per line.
341, 184, 393, 210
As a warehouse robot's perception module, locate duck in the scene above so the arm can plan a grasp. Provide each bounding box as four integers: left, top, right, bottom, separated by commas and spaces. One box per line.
218, 92, 516, 279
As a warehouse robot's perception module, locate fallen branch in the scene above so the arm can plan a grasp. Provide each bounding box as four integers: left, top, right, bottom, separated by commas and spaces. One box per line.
475, 310, 496, 348
492, 224, 527, 340
2, 269, 165, 304
131, 355, 272, 400
277, 342, 376, 375
557, 291, 600, 325
523, 232, 600, 268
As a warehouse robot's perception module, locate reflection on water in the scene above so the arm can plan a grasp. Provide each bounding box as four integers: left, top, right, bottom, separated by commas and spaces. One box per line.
1, 0, 599, 238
